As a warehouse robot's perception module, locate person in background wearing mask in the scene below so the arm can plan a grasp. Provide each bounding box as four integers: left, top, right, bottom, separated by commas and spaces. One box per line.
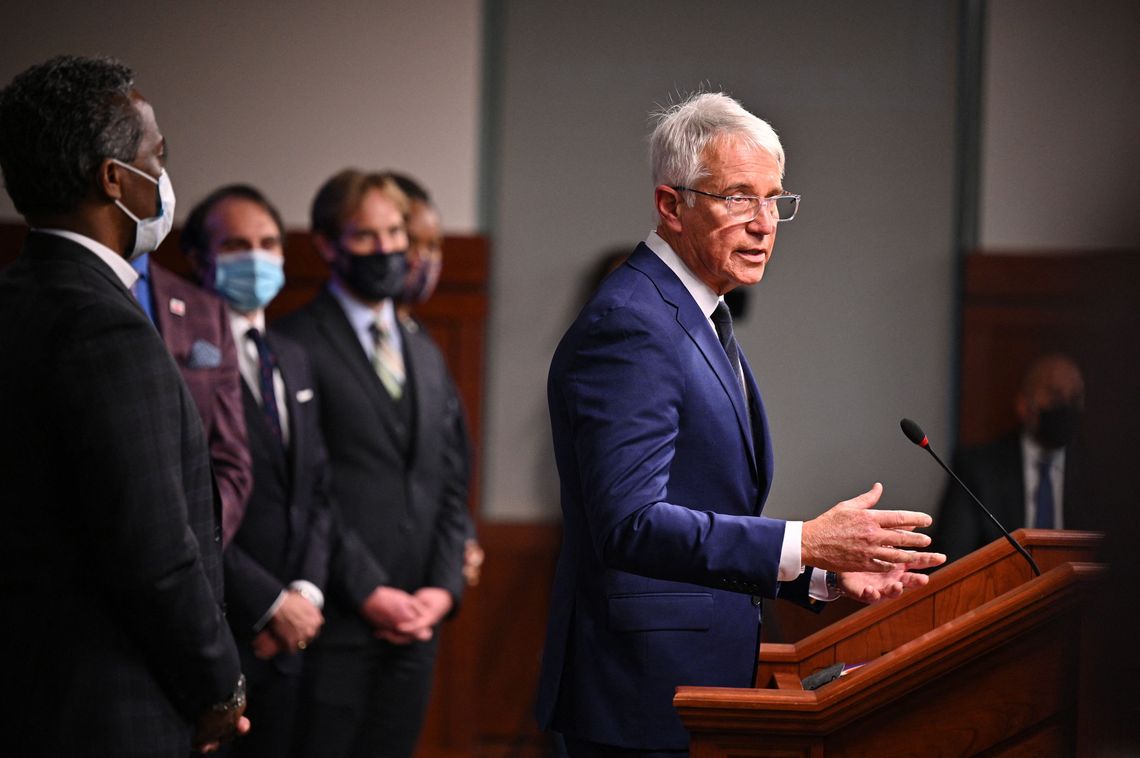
180, 185, 336, 758
129, 225, 251, 549
389, 172, 484, 588
933, 353, 1089, 563
0, 55, 247, 755
277, 170, 472, 758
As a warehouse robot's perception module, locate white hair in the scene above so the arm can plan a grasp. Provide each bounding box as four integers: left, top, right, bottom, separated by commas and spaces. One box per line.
649, 92, 785, 203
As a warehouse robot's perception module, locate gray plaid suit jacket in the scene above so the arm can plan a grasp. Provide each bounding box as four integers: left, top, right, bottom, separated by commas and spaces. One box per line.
0, 232, 242, 757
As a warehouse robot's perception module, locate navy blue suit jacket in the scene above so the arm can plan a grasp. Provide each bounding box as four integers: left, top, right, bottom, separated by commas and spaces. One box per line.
537, 243, 805, 750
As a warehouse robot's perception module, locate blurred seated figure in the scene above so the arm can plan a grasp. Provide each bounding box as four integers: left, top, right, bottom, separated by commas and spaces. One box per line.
933, 353, 1089, 563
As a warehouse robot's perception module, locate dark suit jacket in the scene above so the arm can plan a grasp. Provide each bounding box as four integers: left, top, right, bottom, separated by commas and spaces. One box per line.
933, 431, 1089, 563
275, 287, 470, 648
150, 263, 252, 546
537, 244, 808, 750
225, 330, 332, 677
0, 232, 241, 756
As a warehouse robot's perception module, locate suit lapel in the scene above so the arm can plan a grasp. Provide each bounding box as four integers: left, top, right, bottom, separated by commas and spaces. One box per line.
1000, 436, 1027, 528
311, 288, 408, 447
742, 357, 773, 499
241, 380, 288, 480
25, 232, 139, 308
273, 337, 315, 556
627, 245, 759, 481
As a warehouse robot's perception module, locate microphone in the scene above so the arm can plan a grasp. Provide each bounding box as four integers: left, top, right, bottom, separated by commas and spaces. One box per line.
899, 418, 1040, 576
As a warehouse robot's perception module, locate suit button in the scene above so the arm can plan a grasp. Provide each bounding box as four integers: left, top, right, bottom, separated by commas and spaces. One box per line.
751, 595, 762, 607
400, 519, 415, 534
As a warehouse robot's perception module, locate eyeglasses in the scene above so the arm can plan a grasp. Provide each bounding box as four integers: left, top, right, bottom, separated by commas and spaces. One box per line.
672, 186, 801, 223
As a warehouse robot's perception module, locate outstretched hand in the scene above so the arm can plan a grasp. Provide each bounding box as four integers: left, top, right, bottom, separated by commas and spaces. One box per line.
802, 483, 946, 573
839, 564, 931, 604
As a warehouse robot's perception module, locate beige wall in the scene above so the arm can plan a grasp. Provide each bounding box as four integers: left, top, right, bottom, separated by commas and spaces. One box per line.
980, 0, 1140, 249
0, 0, 483, 230
5, 2, 1135, 524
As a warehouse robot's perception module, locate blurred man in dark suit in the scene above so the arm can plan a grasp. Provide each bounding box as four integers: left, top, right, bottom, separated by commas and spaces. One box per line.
390, 171, 483, 588
129, 248, 252, 546
181, 184, 333, 758
278, 169, 471, 758
934, 353, 1089, 562
0, 55, 246, 756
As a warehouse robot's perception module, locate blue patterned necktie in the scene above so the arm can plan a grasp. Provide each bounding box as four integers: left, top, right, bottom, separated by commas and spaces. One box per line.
711, 301, 745, 398
246, 328, 284, 448
1034, 453, 1055, 529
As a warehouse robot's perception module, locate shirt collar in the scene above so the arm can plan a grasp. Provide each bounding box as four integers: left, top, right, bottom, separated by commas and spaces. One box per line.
1021, 431, 1066, 470
644, 230, 721, 319
328, 279, 398, 336
228, 305, 265, 337
33, 228, 139, 289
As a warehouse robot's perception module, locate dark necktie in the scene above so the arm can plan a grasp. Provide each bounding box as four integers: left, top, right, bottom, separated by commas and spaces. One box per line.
247, 328, 284, 448
711, 301, 746, 398
1034, 453, 1055, 529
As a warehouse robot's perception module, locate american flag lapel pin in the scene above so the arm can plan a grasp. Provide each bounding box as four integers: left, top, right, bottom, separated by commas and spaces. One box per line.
169, 298, 186, 317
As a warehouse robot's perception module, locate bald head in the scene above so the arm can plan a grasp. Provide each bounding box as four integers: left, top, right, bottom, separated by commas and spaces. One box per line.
1016, 354, 1084, 449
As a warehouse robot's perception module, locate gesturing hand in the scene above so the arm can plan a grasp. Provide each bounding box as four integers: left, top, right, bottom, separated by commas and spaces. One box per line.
840, 564, 932, 604
801, 483, 946, 573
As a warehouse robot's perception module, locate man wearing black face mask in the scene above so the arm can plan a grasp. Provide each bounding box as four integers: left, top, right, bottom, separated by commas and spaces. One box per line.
933, 353, 1089, 563
276, 169, 471, 758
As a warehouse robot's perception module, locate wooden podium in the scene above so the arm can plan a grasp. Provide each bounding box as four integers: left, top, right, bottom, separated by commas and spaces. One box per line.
675, 530, 1107, 757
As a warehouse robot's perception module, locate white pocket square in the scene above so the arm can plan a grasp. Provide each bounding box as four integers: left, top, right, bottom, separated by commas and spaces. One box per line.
295, 388, 314, 403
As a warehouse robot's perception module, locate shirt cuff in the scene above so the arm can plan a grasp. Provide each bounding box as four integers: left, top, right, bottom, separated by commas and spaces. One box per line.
253, 590, 287, 632
778, 520, 804, 582
808, 568, 840, 601
290, 579, 325, 609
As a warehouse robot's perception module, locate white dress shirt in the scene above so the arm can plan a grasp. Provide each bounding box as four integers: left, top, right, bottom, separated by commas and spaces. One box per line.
1021, 434, 1066, 529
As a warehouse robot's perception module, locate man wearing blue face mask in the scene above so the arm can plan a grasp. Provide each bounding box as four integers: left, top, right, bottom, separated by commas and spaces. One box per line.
277, 169, 472, 758
180, 185, 337, 758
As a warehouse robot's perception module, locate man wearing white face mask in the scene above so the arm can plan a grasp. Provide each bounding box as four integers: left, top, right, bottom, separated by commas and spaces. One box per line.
180, 184, 340, 758
0, 55, 248, 755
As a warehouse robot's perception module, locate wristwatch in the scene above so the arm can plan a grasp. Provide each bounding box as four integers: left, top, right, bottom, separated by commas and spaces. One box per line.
211, 674, 247, 716
825, 571, 844, 599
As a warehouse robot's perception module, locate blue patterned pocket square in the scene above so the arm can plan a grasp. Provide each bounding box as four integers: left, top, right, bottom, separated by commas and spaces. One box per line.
187, 339, 222, 369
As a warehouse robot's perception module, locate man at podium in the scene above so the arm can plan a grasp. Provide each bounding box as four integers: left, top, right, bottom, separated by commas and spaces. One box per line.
536, 91, 946, 756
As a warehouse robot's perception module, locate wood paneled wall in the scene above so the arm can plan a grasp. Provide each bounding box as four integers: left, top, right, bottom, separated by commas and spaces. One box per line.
957, 249, 1140, 447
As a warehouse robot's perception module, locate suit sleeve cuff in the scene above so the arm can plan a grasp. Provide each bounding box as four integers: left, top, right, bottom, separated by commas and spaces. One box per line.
253, 590, 287, 632
778, 520, 804, 582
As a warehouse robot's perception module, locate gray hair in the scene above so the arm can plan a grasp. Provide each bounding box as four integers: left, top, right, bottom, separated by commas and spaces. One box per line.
649, 92, 784, 203
0, 55, 142, 218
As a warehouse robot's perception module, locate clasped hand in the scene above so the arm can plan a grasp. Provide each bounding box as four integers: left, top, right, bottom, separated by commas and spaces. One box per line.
251, 590, 324, 659
360, 586, 453, 644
